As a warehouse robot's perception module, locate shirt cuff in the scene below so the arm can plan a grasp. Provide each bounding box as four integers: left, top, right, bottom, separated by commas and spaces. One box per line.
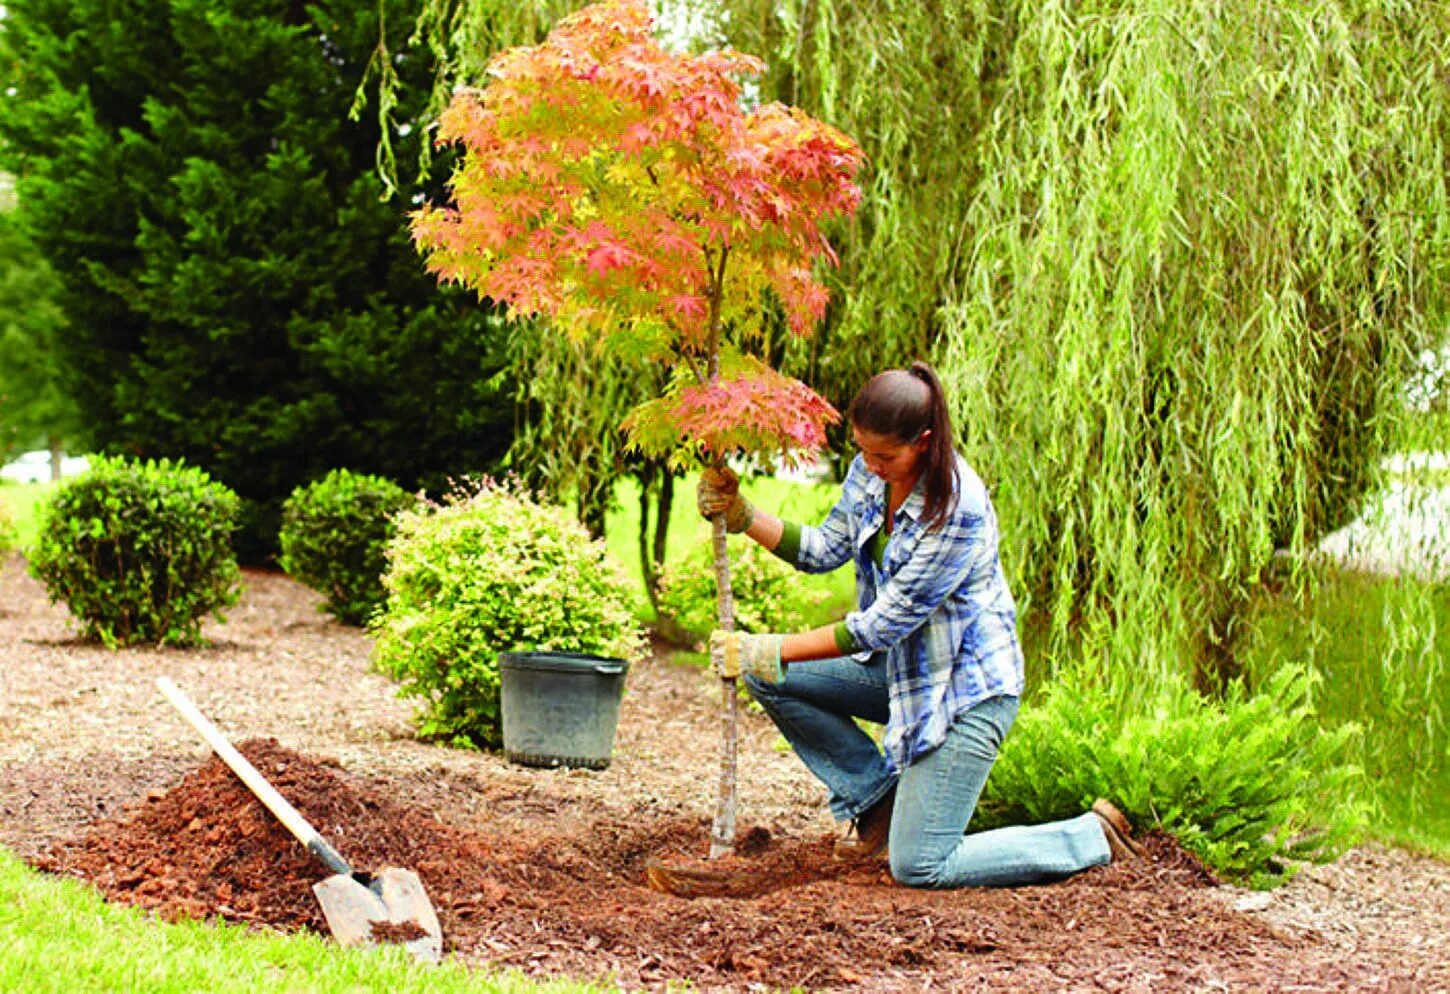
832, 621, 860, 654
768, 519, 802, 564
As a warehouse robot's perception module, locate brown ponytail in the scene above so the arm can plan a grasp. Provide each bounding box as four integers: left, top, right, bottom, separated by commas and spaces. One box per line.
847, 360, 959, 530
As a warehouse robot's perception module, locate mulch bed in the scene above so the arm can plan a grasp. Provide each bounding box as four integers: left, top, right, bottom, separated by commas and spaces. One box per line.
32, 738, 1413, 992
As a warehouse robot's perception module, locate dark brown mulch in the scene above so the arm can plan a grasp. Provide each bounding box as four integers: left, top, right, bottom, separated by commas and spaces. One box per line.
32, 739, 1417, 993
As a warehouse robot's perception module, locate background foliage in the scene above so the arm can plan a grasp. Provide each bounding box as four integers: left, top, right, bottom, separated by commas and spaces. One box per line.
372, 0, 1447, 673
0, 0, 515, 558
0, 499, 14, 554
0, 207, 78, 463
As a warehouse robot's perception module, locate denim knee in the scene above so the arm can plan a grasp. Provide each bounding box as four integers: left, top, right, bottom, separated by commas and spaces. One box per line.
888, 841, 948, 889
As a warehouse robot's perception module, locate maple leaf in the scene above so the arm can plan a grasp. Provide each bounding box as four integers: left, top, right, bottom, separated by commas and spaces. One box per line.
667, 294, 708, 321
585, 242, 635, 276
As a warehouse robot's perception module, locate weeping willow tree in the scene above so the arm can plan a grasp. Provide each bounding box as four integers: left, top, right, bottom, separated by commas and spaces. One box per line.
720, 0, 1445, 691
367, 0, 1447, 694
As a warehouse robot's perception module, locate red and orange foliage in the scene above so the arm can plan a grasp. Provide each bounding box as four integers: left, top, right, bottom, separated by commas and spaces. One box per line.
411, 0, 862, 464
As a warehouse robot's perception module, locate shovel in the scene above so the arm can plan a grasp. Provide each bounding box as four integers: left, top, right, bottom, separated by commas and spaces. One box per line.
156, 677, 443, 962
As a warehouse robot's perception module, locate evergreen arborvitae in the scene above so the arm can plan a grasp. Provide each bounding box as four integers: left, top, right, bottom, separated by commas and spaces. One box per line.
0, 0, 513, 557
0, 207, 76, 460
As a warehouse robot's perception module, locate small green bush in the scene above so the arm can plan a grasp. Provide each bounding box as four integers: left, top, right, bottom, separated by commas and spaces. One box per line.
655, 537, 831, 642
974, 665, 1368, 888
278, 469, 416, 626
29, 456, 241, 647
371, 479, 647, 749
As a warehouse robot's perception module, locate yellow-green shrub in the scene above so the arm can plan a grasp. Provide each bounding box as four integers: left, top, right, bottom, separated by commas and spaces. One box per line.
655, 537, 831, 642
370, 480, 646, 748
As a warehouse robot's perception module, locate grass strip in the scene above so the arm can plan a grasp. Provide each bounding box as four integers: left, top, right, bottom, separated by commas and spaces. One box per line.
0, 849, 610, 994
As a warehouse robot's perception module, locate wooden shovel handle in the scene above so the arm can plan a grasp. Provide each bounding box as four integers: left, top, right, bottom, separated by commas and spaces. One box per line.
156, 677, 353, 877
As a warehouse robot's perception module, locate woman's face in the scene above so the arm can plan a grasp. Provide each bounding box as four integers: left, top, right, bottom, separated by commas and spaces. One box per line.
852, 425, 929, 489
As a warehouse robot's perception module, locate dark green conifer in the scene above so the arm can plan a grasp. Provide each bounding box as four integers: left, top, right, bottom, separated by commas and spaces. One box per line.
0, 0, 513, 556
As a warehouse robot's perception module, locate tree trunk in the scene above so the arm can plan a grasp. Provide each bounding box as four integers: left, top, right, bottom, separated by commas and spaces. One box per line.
638, 471, 660, 615
48, 434, 62, 483
708, 503, 739, 859
576, 464, 610, 539
705, 245, 738, 859
654, 469, 673, 576
635, 460, 676, 616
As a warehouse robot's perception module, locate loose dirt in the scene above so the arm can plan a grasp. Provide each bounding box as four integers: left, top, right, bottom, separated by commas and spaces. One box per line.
2, 556, 1447, 992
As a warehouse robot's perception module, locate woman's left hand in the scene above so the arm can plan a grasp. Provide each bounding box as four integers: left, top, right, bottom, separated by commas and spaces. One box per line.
709, 631, 785, 684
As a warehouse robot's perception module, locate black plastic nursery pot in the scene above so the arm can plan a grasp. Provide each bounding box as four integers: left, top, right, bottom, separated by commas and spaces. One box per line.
498, 652, 630, 770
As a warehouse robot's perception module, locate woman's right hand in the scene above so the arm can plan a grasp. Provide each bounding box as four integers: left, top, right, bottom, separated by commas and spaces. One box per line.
696, 467, 754, 533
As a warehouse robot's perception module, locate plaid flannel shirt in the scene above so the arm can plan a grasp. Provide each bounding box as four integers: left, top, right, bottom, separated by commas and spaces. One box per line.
791, 453, 1024, 772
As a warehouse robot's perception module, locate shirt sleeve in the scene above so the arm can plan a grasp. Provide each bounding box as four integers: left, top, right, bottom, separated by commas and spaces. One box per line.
786, 465, 864, 575
767, 520, 802, 565
832, 621, 860, 654
844, 512, 984, 651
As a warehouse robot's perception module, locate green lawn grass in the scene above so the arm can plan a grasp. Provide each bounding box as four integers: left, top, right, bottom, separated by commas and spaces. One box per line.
1237, 567, 1450, 858
0, 849, 606, 994
603, 470, 855, 625
0, 480, 49, 551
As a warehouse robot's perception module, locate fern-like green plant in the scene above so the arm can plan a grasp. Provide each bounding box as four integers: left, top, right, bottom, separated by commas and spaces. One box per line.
976, 665, 1368, 888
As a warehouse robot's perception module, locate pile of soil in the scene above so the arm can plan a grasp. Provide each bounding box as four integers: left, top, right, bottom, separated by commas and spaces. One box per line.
34, 739, 1401, 992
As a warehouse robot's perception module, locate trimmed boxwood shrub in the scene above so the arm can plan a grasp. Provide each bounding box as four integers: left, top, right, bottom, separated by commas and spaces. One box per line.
29, 456, 241, 647
371, 479, 646, 749
278, 469, 416, 626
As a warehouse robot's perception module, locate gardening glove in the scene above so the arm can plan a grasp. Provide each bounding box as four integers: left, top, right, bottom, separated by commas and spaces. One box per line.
696, 467, 754, 533
709, 630, 785, 684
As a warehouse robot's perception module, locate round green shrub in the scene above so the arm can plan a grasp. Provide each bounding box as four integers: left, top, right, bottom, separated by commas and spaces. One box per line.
370, 479, 647, 749
655, 537, 831, 643
278, 469, 416, 626
29, 456, 241, 647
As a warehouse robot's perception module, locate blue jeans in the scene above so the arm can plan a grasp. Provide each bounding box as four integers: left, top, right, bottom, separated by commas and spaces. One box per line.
747, 654, 1110, 888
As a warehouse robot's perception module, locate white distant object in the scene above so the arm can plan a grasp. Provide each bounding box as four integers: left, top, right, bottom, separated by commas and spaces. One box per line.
1381, 451, 1450, 474
773, 453, 834, 485
1317, 477, 1450, 582
0, 450, 90, 484
1403, 341, 1448, 411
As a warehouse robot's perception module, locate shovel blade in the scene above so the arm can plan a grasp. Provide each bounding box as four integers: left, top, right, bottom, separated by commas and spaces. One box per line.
313, 867, 443, 963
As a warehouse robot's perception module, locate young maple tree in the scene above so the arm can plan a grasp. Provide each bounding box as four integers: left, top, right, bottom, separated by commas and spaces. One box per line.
410, 0, 861, 857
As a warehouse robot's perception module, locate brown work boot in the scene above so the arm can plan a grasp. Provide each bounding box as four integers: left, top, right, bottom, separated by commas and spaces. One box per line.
1092, 798, 1143, 862
833, 786, 895, 861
